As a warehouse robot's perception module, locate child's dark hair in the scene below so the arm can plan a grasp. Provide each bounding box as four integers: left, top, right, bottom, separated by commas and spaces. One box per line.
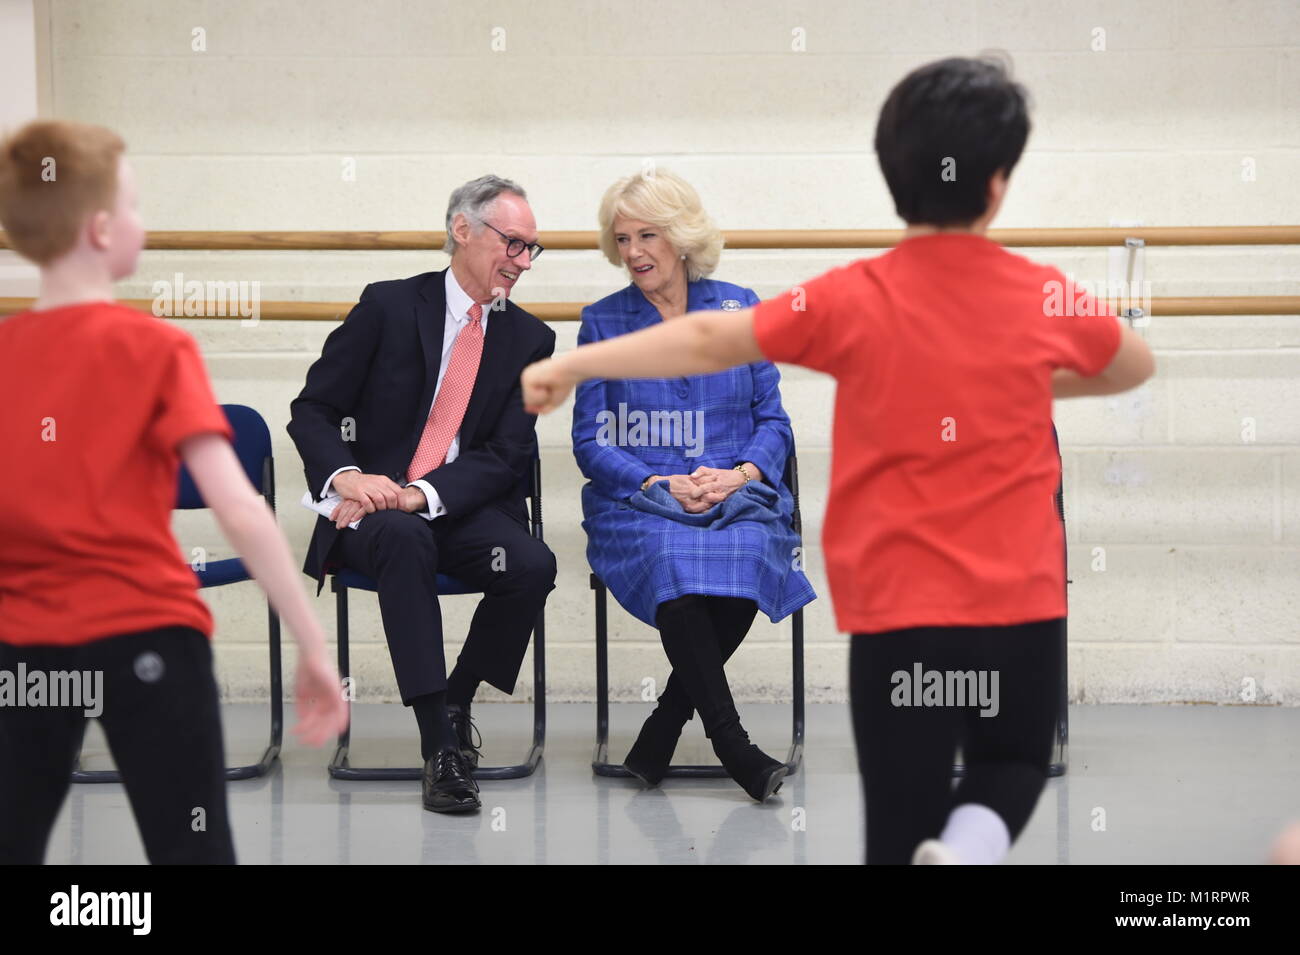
874, 56, 1030, 227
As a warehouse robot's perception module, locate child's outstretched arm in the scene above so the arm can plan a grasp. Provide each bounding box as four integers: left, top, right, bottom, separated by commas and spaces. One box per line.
1053, 323, 1155, 398
179, 433, 349, 746
522, 306, 761, 414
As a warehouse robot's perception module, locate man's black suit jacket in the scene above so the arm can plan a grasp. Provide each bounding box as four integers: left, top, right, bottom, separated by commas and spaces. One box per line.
287, 269, 557, 593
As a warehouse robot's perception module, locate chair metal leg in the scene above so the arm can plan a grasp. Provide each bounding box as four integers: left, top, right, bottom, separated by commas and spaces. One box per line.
70, 757, 126, 783
591, 576, 805, 779
1050, 618, 1068, 778
224, 605, 283, 781
592, 574, 618, 774
475, 607, 545, 781
226, 452, 284, 779
789, 600, 806, 773
1050, 433, 1069, 777
327, 581, 546, 782
328, 583, 355, 778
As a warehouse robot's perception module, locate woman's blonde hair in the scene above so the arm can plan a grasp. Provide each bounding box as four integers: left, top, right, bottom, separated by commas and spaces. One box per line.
596, 168, 723, 283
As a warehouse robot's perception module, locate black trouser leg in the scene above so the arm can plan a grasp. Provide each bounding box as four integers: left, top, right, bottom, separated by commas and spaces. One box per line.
954, 618, 1063, 841
849, 619, 1063, 864
411, 689, 456, 761
433, 505, 556, 695
0, 628, 235, 865
850, 627, 962, 864
0, 644, 86, 864
336, 509, 447, 701
444, 665, 481, 708
93, 628, 236, 864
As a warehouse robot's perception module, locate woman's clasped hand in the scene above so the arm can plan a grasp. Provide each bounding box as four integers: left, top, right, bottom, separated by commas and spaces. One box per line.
650, 465, 752, 513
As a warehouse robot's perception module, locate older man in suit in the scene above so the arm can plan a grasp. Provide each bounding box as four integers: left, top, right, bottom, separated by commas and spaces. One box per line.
288, 175, 556, 813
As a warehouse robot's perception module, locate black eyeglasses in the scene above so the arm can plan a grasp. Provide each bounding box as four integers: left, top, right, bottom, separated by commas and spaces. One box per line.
480, 220, 544, 261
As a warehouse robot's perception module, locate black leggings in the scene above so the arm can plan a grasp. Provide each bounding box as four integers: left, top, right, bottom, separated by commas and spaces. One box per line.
655, 594, 758, 653
849, 617, 1064, 865
0, 626, 235, 864
654, 595, 759, 717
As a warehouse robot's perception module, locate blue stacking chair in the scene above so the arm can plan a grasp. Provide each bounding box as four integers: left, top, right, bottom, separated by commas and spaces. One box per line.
326, 453, 546, 781
72, 404, 283, 783
590, 453, 806, 780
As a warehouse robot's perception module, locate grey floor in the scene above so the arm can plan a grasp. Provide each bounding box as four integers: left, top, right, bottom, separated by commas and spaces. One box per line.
47, 703, 1299, 864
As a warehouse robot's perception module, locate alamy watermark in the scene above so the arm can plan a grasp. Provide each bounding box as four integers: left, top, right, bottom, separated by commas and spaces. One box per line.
50, 885, 150, 935
0, 664, 103, 717
594, 403, 704, 458
890, 662, 1000, 717
152, 271, 261, 325
1043, 274, 1152, 325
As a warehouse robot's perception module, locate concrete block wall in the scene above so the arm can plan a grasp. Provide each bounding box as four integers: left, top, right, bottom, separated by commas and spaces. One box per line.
11, 0, 1300, 704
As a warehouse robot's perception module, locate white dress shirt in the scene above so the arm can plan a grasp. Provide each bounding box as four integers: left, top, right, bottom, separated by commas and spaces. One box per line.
323, 268, 489, 521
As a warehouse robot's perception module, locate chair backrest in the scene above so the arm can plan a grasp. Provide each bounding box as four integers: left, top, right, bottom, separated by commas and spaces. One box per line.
177, 404, 273, 509
782, 451, 802, 538
781, 452, 798, 490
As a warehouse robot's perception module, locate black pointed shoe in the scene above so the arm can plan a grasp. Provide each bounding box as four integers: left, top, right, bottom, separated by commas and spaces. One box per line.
422, 747, 481, 813
447, 702, 483, 771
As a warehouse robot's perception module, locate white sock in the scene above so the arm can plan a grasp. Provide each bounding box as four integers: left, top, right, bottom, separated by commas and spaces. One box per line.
938, 803, 1011, 865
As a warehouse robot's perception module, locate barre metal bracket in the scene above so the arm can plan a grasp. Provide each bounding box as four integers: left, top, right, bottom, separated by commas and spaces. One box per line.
1122, 236, 1148, 328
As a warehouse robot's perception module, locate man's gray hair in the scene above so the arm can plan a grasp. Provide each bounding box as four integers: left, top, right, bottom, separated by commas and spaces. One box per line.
443, 175, 528, 255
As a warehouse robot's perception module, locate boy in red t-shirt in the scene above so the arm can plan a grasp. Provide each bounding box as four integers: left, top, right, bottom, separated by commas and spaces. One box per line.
0, 120, 347, 864
522, 57, 1153, 864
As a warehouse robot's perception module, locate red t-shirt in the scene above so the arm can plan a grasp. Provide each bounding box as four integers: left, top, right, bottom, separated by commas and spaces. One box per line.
753, 233, 1122, 634
0, 302, 232, 646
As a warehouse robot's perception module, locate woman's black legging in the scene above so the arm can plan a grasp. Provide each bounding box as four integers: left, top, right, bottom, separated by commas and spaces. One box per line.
0, 626, 236, 864
849, 617, 1064, 864
654, 595, 759, 720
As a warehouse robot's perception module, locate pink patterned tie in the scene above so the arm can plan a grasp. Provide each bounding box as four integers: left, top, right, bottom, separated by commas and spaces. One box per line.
406, 303, 484, 482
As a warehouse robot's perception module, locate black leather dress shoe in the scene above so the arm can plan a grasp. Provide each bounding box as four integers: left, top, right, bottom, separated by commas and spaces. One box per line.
422, 747, 481, 813
447, 703, 482, 770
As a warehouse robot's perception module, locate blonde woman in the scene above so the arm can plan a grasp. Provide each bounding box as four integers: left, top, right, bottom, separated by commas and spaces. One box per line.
571, 170, 815, 801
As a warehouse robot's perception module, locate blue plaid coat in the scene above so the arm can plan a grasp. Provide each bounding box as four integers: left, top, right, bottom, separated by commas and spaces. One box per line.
572, 278, 817, 628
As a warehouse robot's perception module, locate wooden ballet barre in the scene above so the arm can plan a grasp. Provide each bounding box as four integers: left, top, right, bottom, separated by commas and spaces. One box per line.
2, 226, 1300, 251
2, 296, 1298, 321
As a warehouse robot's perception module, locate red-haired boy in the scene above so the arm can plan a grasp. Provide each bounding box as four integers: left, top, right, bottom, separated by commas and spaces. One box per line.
0, 120, 347, 864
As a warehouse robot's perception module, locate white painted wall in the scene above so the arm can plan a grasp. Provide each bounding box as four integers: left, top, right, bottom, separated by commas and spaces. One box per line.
23, 0, 1300, 704
0, 0, 39, 296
